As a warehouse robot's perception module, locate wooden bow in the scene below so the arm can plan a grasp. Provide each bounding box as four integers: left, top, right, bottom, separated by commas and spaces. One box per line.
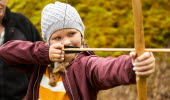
132, 0, 147, 100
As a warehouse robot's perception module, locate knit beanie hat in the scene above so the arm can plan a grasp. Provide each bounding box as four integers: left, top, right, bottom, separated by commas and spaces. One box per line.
41, 1, 85, 44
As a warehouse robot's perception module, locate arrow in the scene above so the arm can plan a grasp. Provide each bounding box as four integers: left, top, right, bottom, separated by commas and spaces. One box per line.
63, 47, 170, 53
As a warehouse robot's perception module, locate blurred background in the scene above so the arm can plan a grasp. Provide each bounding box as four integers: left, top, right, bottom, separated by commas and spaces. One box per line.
8, 0, 170, 100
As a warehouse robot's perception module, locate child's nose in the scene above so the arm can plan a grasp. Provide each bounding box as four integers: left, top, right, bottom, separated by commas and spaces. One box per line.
62, 39, 71, 46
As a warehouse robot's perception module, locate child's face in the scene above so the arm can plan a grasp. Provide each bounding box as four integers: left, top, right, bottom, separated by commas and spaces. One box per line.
49, 28, 82, 47
49, 28, 82, 62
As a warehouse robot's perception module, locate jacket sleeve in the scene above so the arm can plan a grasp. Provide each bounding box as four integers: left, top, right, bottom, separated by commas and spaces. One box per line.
85, 55, 136, 90
0, 40, 52, 66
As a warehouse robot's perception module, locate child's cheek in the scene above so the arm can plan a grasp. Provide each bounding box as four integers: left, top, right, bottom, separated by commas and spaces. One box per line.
72, 39, 81, 47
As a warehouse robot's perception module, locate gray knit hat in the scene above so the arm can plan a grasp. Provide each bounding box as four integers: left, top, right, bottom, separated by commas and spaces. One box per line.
41, 1, 85, 44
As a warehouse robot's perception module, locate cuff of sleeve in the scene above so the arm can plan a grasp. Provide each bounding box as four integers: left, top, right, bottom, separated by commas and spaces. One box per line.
38, 43, 52, 64
127, 57, 136, 84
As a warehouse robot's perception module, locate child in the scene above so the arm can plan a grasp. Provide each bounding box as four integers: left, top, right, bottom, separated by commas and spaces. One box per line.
0, 1, 155, 100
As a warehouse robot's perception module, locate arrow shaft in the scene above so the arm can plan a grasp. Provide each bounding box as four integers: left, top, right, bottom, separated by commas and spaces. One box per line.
63, 48, 170, 52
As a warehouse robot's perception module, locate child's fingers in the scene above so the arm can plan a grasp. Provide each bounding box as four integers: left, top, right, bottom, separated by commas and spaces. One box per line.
133, 62, 154, 72
133, 55, 154, 67
51, 54, 64, 59
50, 49, 63, 54
49, 43, 65, 62
133, 52, 155, 76
129, 52, 137, 66
52, 43, 64, 49
135, 68, 155, 76
50, 54, 64, 62
51, 57, 64, 63
136, 52, 151, 62
129, 51, 137, 60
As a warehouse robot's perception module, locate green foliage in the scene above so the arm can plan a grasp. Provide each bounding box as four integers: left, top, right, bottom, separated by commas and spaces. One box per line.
8, 0, 170, 57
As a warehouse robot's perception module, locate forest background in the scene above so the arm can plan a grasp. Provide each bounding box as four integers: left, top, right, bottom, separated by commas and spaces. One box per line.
7, 0, 170, 100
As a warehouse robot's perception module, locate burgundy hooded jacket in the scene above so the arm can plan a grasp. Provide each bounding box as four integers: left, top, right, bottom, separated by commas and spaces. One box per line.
0, 40, 136, 100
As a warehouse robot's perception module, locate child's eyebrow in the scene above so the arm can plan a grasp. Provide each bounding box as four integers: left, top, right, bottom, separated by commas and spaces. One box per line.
68, 30, 77, 33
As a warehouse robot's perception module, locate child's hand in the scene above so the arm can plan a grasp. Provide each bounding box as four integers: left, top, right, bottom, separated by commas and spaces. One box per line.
129, 52, 155, 76
49, 43, 64, 62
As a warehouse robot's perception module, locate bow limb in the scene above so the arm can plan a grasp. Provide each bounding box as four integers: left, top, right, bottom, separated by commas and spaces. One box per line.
132, 0, 147, 100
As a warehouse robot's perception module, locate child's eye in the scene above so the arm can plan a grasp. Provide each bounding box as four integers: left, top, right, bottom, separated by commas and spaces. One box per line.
54, 37, 61, 40
69, 32, 75, 36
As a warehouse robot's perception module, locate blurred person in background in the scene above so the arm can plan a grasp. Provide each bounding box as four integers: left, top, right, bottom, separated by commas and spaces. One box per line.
0, 0, 42, 100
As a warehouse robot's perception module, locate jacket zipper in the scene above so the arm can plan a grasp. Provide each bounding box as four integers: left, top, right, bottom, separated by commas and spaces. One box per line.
33, 65, 41, 100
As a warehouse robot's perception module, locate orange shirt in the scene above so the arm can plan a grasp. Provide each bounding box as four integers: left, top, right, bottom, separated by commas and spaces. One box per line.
38, 68, 70, 100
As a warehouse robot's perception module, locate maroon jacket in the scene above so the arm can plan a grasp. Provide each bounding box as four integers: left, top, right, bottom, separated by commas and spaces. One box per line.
0, 40, 136, 100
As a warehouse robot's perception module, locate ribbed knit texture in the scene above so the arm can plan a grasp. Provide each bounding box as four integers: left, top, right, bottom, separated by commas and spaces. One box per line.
41, 1, 85, 44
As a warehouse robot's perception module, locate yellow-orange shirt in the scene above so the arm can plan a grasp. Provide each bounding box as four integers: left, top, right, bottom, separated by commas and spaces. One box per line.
38, 68, 70, 100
